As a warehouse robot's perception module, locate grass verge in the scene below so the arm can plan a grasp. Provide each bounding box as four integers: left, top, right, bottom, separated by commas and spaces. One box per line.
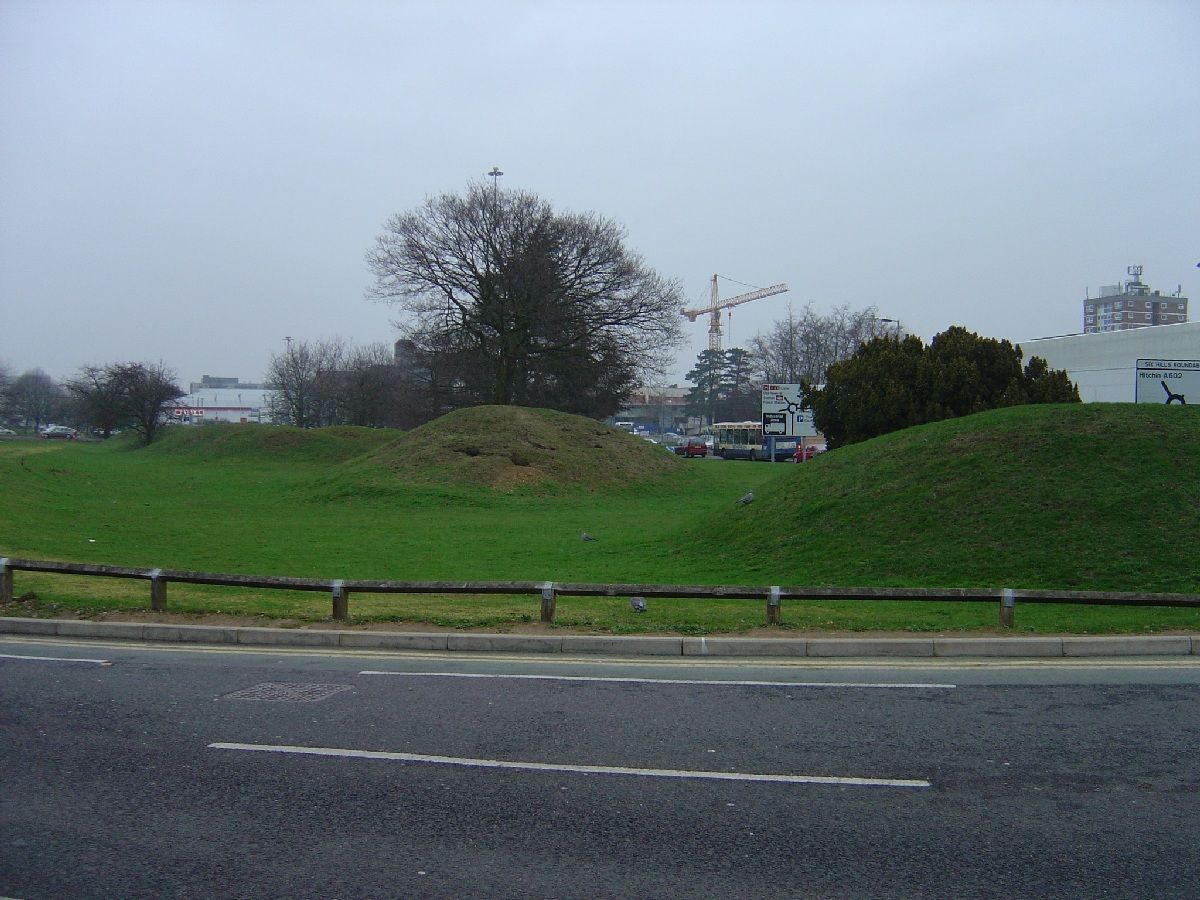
2, 405, 1198, 635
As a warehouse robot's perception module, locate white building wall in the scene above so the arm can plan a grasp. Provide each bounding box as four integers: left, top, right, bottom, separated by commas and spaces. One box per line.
175, 388, 276, 423
1019, 322, 1199, 403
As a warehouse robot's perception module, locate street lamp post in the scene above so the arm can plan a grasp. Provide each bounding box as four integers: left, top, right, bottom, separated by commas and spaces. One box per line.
487, 166, 503, 202
874, 317, 900, 337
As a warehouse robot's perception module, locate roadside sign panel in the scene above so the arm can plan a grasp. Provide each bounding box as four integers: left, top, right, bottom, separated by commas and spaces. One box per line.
761, 384, 817, 437
762, 412, 787, 435
1135, 359, 1199, 405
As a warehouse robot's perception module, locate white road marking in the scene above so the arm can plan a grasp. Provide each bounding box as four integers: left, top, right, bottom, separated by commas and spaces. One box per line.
0, 652, 109, 665
209, 742, 931, 788
358, 670, 955, 689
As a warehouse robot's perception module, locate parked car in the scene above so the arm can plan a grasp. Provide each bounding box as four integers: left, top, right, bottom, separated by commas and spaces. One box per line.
792, 445, 821, 462
0, 427, 16, 436
672, 438, 709, 458
40, 425, 78, 440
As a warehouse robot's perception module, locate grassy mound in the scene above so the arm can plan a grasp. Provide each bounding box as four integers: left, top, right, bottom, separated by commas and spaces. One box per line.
683, 403, 1200, 592
3, 402, 1200, 632
332, 405, 680, 492
138, 422, 400, 465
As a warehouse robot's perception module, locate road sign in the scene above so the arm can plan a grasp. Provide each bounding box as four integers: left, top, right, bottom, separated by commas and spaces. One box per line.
761, 384, 817, 437
1135, 359, 1199, 405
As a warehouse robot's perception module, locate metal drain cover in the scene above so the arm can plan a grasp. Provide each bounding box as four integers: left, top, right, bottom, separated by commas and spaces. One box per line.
223, 682, 352, 702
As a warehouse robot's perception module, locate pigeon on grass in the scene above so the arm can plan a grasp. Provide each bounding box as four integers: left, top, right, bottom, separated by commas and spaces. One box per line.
581, 531, 598, 541
737, 491, 755, 505
630, 596, 646, 612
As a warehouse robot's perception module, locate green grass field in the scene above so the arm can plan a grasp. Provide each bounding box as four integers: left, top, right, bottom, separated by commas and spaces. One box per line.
2, 403, 1198, 635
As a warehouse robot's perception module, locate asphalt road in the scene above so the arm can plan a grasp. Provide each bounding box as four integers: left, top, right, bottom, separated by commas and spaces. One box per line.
2, 637, 1199, 899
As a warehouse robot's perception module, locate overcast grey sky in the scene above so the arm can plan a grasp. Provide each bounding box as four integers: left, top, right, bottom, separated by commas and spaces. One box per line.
2, 0, 1197, 387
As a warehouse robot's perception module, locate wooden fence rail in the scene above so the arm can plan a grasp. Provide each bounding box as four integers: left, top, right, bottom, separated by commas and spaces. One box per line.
2, 556, 1198, 628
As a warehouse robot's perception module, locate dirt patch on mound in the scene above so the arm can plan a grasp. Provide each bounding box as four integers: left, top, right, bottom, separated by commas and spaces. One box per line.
364, 405, 679, 490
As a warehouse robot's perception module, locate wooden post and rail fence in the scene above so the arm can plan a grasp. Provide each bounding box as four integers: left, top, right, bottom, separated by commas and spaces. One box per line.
3, 557, 1199, 628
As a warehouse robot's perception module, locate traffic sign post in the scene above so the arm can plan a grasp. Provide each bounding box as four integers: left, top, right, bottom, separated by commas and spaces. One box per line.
761, 384, 816, 462
761, 384, 817, 437
1135, 359, 1199, 405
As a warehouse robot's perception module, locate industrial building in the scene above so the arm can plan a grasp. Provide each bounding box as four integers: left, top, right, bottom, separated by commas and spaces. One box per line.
1022, 265, 1194, 402
1021, 321, 1198, 403
174, 375, 274, 424
613, 385, 691, 433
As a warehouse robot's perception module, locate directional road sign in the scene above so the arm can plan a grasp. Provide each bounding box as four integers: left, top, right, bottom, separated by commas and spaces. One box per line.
761, 383, 817, 437
1135, 359, 1199, 405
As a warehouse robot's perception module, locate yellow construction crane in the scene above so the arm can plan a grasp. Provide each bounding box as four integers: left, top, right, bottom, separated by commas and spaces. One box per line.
680, 274, 789, 352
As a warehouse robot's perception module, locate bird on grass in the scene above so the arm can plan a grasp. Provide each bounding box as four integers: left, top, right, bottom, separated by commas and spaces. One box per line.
630, 596, 646, 612
737, 491, 755, 505
581, 531, 597, 541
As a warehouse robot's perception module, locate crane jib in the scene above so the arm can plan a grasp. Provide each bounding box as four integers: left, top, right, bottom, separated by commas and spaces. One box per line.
680, 277, 789, 353
679, 282, 789, 317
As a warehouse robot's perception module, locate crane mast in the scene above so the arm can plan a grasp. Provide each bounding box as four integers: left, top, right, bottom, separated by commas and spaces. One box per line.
680, 274, 789, 352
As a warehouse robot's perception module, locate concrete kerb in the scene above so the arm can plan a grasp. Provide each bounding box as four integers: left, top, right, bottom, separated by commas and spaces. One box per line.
56, 619, 148, 641
683, 637, 808, 657
235, 627, 341, 647
560, 635, 682, 655
0, 618, 1198, 658
448, 634, 562, 653
934, 637, 1064, 657
809, 638, 935, 657
1061, 635, 1194, 656
339, 632, 450, 652
1, 617, 64, 636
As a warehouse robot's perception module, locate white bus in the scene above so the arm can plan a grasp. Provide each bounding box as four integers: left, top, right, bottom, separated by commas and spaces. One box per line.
713, 421, 797, 461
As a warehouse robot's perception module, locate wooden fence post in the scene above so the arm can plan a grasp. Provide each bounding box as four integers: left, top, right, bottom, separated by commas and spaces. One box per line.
331, 580, 348, 621
1000, 588, 1016, 628
767, 585, 782, 625
540, 582, 557, 623
0, 558, 12, 604
148, 568, 166, 611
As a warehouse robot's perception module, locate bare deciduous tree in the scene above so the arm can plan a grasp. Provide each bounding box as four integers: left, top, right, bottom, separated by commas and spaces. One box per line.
339, 342, 405, 428
63, 362, 182, 445
64, 364, 127, 438
0, 361, 13, 424
110, 362, 184, 446
366, 182, 683, 415
751, 303, 901, 386
9, 368, 66, 432
265, 338, 348, 427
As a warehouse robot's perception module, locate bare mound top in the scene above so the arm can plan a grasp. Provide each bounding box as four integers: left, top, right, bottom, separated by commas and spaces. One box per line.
365, 405, 680, 490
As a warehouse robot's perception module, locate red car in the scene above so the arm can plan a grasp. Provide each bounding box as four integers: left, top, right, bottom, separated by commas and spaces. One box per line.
673, 438, 709, 458
792, 445, 820, 462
